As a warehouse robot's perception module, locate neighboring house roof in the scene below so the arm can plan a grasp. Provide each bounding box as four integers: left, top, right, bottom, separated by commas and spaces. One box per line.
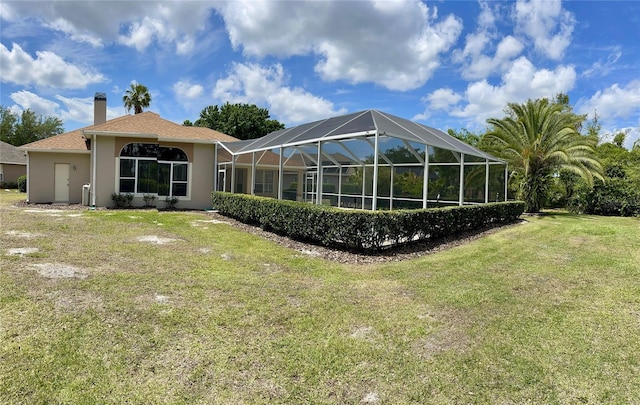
21, 112, 238, 152
219, 109, 500, 161
0, 141, 27, 164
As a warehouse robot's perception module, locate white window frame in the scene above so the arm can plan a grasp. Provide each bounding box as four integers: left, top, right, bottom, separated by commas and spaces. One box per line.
158, 160, 190, 199
255, 169, 274, 194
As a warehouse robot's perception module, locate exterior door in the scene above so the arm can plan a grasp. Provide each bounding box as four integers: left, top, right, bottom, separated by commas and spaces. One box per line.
217, 169, 226, 192
304, 171, 317, 203
54, 163, 70, 202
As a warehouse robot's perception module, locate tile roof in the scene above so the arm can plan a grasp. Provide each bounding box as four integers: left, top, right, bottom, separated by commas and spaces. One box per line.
0, 141, 27, 164
21, 112, 238, 151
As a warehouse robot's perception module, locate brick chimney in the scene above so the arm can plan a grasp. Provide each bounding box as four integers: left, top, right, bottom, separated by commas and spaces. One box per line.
94, 92, 107, 125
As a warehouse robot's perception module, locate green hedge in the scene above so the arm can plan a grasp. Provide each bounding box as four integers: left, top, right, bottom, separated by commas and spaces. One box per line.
212, 192, 524, 252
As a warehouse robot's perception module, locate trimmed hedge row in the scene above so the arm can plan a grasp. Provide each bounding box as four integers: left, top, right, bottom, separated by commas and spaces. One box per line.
212, 192, 524, 252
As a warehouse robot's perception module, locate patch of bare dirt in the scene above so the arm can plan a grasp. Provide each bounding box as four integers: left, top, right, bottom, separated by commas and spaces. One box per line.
46, 290, 105, 313
361, 392, 381, 404
137, 235, 179, 245
32, 263, 87, 279
349, 326, 379, 341
6, 247, 39, 256
205, 212, 525, 264
5, 230, 43, 238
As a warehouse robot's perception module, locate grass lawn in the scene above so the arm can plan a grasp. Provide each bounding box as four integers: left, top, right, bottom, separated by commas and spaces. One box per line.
1, 190, 639, 404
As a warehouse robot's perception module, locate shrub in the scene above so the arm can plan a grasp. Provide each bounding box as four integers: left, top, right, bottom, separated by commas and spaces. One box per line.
143, 194, 157, 208
164, 196, 178, 210
1, 181, 19, 189
212, 192, 524, 252
568, 178, 640, 217
17, 175, 27, 192
111, 192, 133, 208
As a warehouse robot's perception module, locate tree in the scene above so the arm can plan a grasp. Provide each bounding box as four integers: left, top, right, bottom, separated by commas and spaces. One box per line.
193, 102, 284, 140
122, 83, 152, 114
612, 131, 627, 148
485, 98, 603, 213
447, 128, 482, 147
1, 106, 17, 141
0, 106, 64, 146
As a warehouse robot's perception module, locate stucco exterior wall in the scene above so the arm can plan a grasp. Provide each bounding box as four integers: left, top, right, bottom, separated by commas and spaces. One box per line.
92, 135, 117, 207
0, 163, 26, 184
27, 152, 90, 203
183, 143, 215, 210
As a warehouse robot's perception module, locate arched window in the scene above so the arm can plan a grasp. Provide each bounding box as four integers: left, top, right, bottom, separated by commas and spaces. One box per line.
118, 143, 188, 197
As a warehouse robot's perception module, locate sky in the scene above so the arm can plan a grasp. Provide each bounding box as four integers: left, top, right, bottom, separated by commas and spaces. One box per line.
1, 0, 639, 149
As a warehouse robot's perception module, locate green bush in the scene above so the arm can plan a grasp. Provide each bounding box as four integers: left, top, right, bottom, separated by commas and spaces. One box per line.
17, 175, 27, 192
1, 181, 19, 189
569, 178, 640, 217
111, 192, 134, 208
212, 192, 524, 252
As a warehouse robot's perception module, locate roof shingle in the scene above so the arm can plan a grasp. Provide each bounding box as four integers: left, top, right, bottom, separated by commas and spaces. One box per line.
21, 112, 237, 151
0, 141, 28, 164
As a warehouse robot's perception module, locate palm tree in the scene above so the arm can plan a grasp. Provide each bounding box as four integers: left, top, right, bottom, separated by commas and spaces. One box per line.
485, 98, 604, 213
122, 83, 151, 114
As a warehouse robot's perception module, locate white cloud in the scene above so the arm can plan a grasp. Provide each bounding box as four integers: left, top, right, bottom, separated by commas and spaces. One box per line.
576, 80, 640, 120
424, 57, 577, 124
453, 2, 525, 81
0, 2, 17, 20
216, 0, 462, 91
173, 81, 204, 100
452, 0, 497, 64
460, 35, 525, 80
623, 127, 640, 150
1, 1, 214, 53
514, 0, 575, 60
10, 91, 61, 117
0, 43, 105, 89
212, 62, 346, 125
58, 95, 120, 124
425, 88, 463, 110
582, 48, 623, 78
9, 91, 119, 126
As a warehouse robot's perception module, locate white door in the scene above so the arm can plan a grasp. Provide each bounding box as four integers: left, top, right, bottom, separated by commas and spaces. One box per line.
304, 171, 317, 203
54, 163, 70, 202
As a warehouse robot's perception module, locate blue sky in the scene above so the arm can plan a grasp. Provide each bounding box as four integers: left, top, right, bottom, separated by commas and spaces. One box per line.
1, 0, 639, 148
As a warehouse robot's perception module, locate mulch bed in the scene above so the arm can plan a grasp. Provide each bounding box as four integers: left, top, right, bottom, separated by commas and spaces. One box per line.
204, 212, 525, 264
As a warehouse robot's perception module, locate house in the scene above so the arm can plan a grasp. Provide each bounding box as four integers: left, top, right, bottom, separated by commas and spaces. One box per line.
0, 140, 27, 186
21, 93, 238, 209
21, 93, 507, 211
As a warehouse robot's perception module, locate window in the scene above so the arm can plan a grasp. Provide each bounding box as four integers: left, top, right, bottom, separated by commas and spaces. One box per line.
118, 143, 188, 197
255, 169, 274, 194
158, 162, 188, 197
